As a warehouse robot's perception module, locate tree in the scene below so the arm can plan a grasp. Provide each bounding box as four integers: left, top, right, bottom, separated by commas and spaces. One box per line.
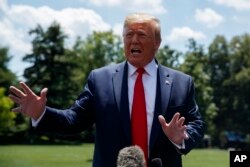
207, 35, 231, 141
206, 34, 250, 146
73, 31, 124, 83
0, 46, 21, 142
23, 22, 80, 108
0, 46, 17, 91
157, 45, 182, 69
180, 39, 217, 136
223, 34, 250, 133
0, 88, 15, 135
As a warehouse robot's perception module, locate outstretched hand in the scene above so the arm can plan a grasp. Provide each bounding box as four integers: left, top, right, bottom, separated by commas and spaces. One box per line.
158, 113, 189, 145
9, 82, 48, 120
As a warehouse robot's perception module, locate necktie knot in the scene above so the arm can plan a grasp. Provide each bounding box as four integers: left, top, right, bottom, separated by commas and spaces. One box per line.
137, 68, 145, 75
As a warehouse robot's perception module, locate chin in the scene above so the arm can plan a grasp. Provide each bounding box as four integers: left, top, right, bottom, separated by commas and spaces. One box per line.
130, 61, 144, 68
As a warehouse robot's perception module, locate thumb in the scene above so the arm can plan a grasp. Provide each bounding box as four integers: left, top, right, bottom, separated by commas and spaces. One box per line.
40, 88, 48, 100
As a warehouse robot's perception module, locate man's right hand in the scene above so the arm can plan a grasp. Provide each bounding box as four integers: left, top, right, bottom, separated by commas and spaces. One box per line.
9, 82, 48, 120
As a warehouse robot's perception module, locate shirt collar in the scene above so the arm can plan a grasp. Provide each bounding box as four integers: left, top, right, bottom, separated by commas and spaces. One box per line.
127, 59, 158, 77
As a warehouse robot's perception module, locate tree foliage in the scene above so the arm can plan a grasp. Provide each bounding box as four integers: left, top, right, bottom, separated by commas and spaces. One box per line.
224, 34, 250, 133
205, 33, 250, 145
0, 47, 17, 91
207, 35, 231, 138
0, 46, 20, 137
23, 22, 81, 108
157, 45, 182, 69
0, 88, 15, 134
73, 31, 124, 83
180, 39, 217, 136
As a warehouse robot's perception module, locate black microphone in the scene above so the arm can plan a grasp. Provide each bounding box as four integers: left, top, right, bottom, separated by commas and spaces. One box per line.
117, 145, 146, 167
151, 158, 162, 167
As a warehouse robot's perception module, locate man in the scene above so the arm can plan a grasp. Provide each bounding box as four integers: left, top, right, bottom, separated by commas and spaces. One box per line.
9, 13, 205, 167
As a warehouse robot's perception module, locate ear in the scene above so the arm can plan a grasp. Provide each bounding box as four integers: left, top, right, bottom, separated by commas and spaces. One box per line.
155, 40, 161, 51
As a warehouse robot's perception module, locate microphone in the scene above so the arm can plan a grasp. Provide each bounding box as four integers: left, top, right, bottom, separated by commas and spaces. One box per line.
151, 158, 162, 167
117, 145, 146, 167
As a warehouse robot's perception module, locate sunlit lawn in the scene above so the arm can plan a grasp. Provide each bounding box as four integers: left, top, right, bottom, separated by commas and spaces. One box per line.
183, 148, 229, 167
0, 144, 94, 167
0, 144, 229, 167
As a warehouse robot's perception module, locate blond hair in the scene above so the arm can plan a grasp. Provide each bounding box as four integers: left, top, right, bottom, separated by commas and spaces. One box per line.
123, 13, 162, 42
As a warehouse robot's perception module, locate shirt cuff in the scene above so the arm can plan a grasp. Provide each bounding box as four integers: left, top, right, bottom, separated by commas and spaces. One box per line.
171, 139, 185, 149
31, 108, 46, 127
169, 131, 189, 149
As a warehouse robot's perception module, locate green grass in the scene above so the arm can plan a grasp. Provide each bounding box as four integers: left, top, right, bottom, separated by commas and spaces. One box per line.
0, 144, 94, 167
0, 144, 228, 167
183, 149, 229, 167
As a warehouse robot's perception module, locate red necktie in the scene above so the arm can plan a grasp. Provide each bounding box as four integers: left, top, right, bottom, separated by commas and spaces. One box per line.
131, 68, 148, 164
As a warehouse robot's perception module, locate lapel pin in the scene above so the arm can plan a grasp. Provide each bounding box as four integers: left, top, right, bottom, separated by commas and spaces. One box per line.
165, 80, 170, 85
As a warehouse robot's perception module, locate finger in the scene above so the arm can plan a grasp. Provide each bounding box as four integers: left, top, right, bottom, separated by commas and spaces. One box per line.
9, 86, 25, 97
8, 94, 22, 104
40, 88, 48, 100
12, 106, 22, 113
184, 131, 189, 140
20, 82, 34, 95
158, 115, 167, 128
177, 117, 185, 128
180, 125, 187, 132
176, 126, 188, 140
170, 112, 180, 124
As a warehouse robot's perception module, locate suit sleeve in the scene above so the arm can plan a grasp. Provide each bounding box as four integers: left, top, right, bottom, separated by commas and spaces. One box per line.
179, 77, 205, 154
35, 71, 96, 135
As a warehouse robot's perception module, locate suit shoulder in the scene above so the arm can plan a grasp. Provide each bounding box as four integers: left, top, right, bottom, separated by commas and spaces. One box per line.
160, 65, 191, 79
91, 62, 125, 75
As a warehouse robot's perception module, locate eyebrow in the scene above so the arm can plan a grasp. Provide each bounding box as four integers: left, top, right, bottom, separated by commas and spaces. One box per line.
125, 29, 147, 33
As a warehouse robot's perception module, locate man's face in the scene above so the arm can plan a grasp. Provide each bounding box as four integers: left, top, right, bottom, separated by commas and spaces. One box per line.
123, 21, 161, 67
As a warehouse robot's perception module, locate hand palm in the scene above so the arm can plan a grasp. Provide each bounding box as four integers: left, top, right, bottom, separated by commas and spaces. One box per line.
158, 113, 189, 145
9, 82, 47, 120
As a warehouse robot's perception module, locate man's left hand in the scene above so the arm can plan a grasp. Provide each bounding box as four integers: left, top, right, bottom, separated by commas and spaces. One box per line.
158, 113, 189, 145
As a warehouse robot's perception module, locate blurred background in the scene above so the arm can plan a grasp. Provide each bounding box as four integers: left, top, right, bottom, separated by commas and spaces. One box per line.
0, 0, 249, 166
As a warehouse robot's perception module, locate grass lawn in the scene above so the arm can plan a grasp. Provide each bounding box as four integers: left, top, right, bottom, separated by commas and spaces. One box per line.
0, 144, 94, 167
0, 144, 229, 167
182, 148, 229, 167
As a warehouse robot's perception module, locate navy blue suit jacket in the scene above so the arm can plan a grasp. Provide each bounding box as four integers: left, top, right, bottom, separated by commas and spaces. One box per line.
36, 60, 205, 167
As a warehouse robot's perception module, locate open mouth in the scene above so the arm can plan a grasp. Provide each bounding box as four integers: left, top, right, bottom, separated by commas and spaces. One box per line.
131, 48, 142, 54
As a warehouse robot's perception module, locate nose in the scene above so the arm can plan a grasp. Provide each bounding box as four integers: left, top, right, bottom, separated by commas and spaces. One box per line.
131, 34, 139, 43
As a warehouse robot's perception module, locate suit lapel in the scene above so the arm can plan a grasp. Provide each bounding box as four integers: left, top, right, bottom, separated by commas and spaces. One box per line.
159, 65, 173, 115
149, 64, 172, 152
112, 62, 131, 143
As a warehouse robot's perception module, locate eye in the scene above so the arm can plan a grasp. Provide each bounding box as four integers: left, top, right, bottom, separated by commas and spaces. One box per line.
139, 33, 146, 37
138, 32, 147, 39
125, 33, 133, 38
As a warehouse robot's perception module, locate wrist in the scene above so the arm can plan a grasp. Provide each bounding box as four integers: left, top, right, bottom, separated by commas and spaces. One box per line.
32, 106, 46, 120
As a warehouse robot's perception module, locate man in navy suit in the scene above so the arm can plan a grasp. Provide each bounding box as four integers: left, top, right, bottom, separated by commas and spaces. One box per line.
9, 13, 205, 167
